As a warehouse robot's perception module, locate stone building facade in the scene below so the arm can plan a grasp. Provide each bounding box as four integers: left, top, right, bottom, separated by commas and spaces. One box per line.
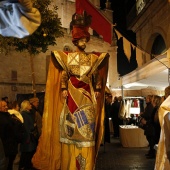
120, 0, 170, 97
128, 0, 169, 54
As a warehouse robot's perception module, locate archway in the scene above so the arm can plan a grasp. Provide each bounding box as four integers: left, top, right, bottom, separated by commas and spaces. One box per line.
151, 34, 166, 58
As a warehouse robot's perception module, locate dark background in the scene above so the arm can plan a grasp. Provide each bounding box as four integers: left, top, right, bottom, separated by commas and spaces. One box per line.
100, 0, 136, 44
100, 0, 138, 76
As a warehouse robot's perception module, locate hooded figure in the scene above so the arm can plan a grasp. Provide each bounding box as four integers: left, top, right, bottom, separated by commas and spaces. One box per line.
32, 11, 109, 170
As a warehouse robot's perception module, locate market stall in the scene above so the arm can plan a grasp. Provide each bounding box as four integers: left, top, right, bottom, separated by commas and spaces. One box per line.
119, 125, 148, 147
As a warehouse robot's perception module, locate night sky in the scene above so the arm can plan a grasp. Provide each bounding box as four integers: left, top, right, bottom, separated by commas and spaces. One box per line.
100, 0, 138, 76
100, 0, 136, 44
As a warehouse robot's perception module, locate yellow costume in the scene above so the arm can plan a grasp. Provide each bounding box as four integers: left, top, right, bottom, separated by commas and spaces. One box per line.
155, 96, 170, 170
32, 51, 109, 170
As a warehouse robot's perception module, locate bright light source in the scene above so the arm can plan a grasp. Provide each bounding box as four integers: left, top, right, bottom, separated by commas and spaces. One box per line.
124, 82, 148, 88
130, 108, 140, 114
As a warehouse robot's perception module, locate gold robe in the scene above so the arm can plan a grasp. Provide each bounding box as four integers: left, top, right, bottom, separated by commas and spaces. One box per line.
155, 96, 170, 170
32, 51, 109, 170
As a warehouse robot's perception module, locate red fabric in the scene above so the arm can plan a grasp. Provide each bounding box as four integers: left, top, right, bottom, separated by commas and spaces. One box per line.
76, 0, 112, 44
76, 159, 80, 170
68, 91, 78, 114
76, 0, 84, 14
72, 26, 90, 42
133, 99, 138, 107
92, 52, 101, 56
70, 76, 91, 94
68, 76, 92, 113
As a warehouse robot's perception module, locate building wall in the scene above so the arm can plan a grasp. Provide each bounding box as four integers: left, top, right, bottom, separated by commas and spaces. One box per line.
0, 0, 121, 101
0, 28, 116, 101
2, 0, 151, 101
112, 88, 164, 99
119, 0, 170, 97
131, 0, 170, 53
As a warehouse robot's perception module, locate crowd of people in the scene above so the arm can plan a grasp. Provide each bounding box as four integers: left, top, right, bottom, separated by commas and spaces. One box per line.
103, 92, 167, 161
0, 0, 41, 168
0, 88, 170, 170
0, 97, 42, 170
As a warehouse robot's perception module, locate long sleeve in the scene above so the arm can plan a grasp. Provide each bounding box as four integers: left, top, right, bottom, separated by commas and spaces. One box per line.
61, 70, 68, 90
93, 69, 101, 91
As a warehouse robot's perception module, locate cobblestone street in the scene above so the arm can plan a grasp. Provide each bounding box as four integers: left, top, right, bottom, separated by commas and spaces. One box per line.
95, 137, 155, 170
13, 137, 155, 170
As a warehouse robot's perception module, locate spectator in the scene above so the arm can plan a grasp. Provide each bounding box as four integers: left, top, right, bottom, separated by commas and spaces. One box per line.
29, 97, 42, 137
0, 100, 17, 170
19, 100, 37, 170
117, 96, 124, 125
140, 95, 154, 157
8, 101, 24, 123
104, 93, 112, 143
0, 138, 6, 170
111, 96, 121, 138
140, 95, 154, 121
2, 96, 9, 106
140, 95, 161, 159
8, 101, 25, 167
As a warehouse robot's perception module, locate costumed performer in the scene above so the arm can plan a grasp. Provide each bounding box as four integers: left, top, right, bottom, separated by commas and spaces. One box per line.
0, 0, 41, 38
155, 86, 170, 170
32, 11, 109, 170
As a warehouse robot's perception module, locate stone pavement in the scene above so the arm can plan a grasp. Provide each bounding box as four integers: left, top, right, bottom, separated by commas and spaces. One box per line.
95, 137, 155, 170
13, 137, 155, 170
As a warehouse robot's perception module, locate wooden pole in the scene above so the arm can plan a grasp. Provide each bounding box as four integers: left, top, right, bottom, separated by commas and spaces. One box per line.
30, 54, 36, 97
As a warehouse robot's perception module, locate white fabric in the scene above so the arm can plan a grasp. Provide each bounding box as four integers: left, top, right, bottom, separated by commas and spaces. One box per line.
0, 0, 41, 38
125, 99, 131, 118
8, 109, 24, 123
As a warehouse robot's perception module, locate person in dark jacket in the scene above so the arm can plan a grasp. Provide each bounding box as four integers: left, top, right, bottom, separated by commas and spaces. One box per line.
111, 96, 121, 138
8, 101, 25, 168
0, 100, 18, 170
104, 93, 112, 143
19, 100, 37, 170
140, 95, 155, 158
140, 95, 154, 121
29, 97, 42, 138
0, 138, 6, 170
